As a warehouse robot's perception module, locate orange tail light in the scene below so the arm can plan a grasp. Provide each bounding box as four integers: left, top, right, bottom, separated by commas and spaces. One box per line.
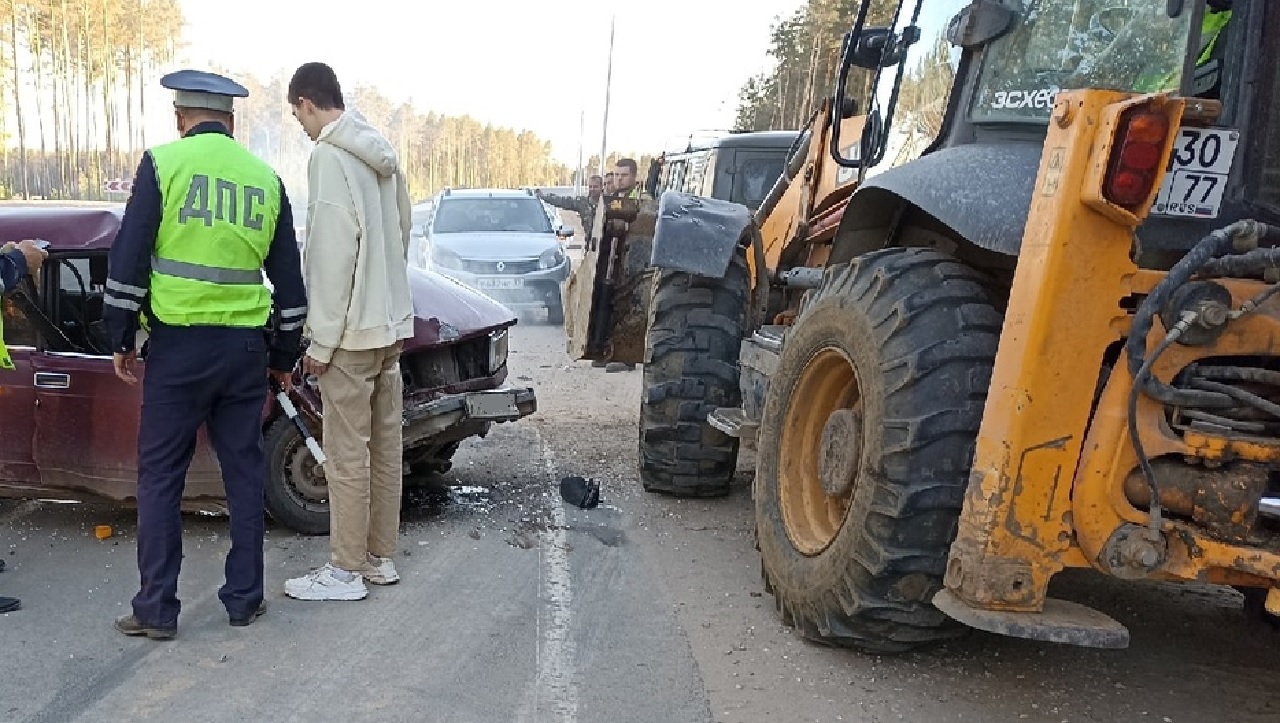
1103, 110, 1171, 212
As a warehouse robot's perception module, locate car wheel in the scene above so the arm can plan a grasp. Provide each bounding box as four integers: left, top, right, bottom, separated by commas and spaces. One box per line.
264, 417, 331, 535
547, 289, 565, 325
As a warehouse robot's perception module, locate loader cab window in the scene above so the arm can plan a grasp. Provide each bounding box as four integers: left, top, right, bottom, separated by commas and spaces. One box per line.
861, 0, 966, 179
971, 0, 1196, 124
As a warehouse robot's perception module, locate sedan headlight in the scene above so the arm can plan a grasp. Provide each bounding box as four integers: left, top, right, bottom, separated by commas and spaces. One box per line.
538, 247, 566, 270
488, 328, 509, 373
431, 245, 464, 270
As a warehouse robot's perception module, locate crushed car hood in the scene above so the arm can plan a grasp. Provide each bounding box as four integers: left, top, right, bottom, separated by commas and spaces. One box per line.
405, 265, 516, 351
430, 231, 557, 260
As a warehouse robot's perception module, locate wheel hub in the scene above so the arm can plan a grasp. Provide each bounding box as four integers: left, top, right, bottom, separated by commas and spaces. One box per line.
819, 409, 862, 497
287, 440, 328, 503
777, 346, 862, 556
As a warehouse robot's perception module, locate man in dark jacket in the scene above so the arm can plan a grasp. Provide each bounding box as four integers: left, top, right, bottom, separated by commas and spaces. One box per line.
538, 175, 603, 251
0, 237, 48, 613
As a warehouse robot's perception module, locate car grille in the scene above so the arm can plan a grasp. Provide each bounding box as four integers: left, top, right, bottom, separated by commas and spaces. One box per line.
460, 259, 540, 275
401, 335, 491, 393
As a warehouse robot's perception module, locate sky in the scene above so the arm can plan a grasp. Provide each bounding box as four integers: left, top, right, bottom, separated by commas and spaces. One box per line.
173, 0, 805, 167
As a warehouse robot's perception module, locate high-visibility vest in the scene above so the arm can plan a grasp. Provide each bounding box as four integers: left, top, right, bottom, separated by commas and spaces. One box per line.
1, 248, 19, 370
0, 308, 12, 370
147, 131, 280, 327
1134, 9, 1232, 93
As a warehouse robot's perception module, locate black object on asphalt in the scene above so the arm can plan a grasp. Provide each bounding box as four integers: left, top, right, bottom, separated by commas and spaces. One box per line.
0, 596, 19, 613
559, 476, 600, 509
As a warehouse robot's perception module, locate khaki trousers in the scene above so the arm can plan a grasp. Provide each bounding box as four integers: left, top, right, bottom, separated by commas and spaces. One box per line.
318, 341, 404, 572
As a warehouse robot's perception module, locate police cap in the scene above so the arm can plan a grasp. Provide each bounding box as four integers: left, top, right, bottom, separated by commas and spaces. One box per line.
160, 69, 249, 114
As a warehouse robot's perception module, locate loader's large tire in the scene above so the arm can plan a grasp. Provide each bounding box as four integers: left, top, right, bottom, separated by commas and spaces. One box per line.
638, 249, 750, 496
756, 247, 1002, 653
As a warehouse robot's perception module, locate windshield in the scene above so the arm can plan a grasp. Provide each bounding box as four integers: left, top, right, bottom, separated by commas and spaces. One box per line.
431, 197, 554, 234
971, 0, 1196, 124
730, 154, 787, 209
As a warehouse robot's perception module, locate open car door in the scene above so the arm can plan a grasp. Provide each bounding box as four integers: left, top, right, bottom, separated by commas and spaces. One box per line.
26, 252, 226, 508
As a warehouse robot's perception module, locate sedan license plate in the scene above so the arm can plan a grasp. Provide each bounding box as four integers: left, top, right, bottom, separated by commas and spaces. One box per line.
465, 391, 520, 419
475, 277, 523, 290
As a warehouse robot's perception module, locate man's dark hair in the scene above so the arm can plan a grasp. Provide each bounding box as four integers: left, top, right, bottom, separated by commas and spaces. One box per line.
288, 62, 345, 110
616, 158, 638, 174
589, 174, 603, 182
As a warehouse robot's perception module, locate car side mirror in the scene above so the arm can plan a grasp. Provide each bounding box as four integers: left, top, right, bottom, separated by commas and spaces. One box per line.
557, 225, 575, 238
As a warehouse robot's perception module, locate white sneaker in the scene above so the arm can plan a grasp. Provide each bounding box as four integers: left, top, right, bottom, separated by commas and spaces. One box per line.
364, 554, 400, 585
284, 563, 368, 601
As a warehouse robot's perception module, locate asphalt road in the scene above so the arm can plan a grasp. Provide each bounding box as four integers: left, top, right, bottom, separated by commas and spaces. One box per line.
3, 262, 1280, 722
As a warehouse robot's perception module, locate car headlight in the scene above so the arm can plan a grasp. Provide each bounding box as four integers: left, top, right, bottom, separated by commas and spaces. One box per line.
431, 245, 464, 270
538, 247, 566, 270
488, 328, 509, 373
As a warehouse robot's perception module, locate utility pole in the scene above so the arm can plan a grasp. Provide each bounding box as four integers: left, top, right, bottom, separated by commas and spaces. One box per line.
576, 109, 585, 193
599, 14, 616, 178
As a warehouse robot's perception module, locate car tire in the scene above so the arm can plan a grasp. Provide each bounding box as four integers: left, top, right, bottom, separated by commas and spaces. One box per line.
264, 417, 331, 536
547, 290, 565, 326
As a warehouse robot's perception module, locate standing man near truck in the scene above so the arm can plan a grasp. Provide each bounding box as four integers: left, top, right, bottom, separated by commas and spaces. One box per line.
105, 69, 308, 639
595, 158, 651, 373
612, 158, 650, 201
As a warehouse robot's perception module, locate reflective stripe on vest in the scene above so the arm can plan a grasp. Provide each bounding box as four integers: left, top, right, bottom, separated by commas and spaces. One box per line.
0, 310, 12, 371
148, 132, 280, 328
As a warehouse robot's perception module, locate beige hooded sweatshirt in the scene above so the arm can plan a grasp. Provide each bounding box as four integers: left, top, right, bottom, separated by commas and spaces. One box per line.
302, 111, 415, 364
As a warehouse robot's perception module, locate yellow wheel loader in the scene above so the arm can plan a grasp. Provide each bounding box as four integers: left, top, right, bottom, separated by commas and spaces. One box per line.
565, 0, 1280, 651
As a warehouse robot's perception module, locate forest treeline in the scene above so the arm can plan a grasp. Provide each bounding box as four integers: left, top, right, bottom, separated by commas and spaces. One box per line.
735, 0, 901, 132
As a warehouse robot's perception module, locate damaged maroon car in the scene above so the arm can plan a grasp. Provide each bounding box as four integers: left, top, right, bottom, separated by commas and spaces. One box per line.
0, 203, 536, 534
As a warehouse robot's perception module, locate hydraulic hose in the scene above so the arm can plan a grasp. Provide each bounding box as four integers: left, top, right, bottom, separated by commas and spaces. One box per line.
1124, 220, 1274, 408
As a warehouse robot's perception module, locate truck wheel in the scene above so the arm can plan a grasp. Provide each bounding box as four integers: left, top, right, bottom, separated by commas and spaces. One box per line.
264, 417, 331, 535
756, 247, 1001, 653
639, 247, 750, 496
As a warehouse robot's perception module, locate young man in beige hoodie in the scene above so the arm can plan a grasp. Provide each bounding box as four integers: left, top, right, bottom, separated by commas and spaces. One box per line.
283, 62, 415, 601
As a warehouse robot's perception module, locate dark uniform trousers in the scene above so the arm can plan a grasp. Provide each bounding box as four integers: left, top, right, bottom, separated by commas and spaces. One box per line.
132, 322, 269, 626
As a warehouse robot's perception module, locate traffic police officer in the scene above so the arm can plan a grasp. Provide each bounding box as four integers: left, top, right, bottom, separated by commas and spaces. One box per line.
104, 69, 308, 639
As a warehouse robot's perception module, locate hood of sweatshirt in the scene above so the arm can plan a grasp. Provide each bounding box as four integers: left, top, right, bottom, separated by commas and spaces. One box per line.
316, 111, 399, 178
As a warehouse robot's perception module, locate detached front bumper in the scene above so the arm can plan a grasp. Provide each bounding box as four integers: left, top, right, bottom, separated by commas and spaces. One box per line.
402, 386, 538, 449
